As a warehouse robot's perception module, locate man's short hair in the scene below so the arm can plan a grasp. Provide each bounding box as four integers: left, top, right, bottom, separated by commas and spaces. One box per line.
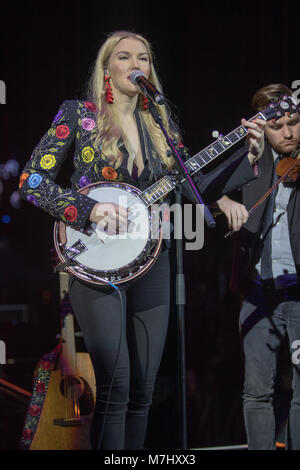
251, 83, 292, 112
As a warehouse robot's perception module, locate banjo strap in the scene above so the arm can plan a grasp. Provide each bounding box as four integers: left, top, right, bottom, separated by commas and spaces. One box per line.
135, 109, 163, 184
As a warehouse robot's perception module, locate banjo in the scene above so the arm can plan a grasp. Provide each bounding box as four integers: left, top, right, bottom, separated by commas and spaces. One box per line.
54, 96, 297, 286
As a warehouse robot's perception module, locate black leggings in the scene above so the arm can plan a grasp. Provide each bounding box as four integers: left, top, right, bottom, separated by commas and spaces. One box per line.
69, 249, 170, 450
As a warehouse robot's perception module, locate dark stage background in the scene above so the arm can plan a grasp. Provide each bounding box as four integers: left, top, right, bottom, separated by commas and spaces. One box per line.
0, 0, 299, 450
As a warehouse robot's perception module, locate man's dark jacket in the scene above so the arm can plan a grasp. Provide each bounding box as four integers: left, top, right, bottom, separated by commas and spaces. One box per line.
230, 142, 300, 291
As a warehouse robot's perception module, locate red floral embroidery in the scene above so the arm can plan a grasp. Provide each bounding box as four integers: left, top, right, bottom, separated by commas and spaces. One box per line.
29, 405, 41, 417
36, 381, 46, 394
64, 205, 78, 222
84, 101, 97, 112
40, 360, 51, 370
56, 125, 70, 139
23, 428, 34, 441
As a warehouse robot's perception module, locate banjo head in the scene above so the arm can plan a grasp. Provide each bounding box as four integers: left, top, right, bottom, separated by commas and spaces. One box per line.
54, 181, 162, 285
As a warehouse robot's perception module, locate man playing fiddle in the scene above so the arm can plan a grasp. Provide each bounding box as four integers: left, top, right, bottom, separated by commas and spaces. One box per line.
215, 84, 300, 450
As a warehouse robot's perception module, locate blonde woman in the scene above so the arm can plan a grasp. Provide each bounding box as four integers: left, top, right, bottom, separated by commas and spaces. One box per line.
19, 31, 261, 449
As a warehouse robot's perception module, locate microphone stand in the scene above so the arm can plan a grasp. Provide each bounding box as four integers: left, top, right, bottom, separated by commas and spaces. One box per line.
147, 100, 215, 450
147, 102, 216, 228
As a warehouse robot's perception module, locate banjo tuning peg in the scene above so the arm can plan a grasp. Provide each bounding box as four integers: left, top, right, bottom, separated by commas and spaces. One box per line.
212, 130, 223, 139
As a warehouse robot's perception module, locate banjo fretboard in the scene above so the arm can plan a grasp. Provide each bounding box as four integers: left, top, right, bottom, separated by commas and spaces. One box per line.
139, 97, 296, 206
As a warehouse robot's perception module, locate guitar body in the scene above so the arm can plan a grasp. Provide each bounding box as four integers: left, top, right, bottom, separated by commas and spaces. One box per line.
30, 352, 96, 450
20, 273, 96, 451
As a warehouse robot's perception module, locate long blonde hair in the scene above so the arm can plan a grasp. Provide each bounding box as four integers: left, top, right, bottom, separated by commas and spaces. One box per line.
85, 31, 180, 170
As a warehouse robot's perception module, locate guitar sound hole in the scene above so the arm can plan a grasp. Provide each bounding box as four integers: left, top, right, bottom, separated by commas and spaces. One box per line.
59, 376, 94, 415
60, 376, 85, 399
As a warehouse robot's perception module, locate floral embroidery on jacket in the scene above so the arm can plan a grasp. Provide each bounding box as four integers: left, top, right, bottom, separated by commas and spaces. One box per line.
19, 99, 186, 230
63, 205, 78, 223
81, 146, 95, 163
28, 174, 43, 189
102, 166, 118, 181
18, 100, 127, 230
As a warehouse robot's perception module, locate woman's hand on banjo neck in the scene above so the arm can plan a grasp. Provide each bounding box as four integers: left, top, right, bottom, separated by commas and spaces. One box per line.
90, 202, 130, 235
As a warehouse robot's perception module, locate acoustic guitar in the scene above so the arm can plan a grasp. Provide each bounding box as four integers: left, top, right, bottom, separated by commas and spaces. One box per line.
21, 272, 96, 450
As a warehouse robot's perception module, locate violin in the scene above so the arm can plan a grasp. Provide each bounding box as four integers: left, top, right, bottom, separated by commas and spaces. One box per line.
224, 148, 300, 238
275, 148, 300, 186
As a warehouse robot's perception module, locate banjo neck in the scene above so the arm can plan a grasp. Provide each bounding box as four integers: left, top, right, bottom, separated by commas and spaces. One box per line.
139, 97, 297, 207
139, 120, 251, 207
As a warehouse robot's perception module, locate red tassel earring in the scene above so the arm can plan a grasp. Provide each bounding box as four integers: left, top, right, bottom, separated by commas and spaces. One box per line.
104, 73, 114, 104
142, 95, 148, 110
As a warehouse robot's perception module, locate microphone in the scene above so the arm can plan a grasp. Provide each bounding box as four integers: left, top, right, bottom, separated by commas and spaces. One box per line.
130, 70, 165, 105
